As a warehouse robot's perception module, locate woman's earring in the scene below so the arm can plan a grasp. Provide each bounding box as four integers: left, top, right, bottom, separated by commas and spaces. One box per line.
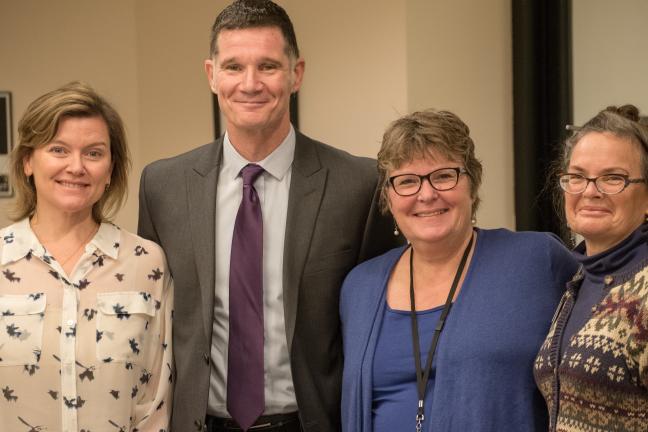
471, 217, 477, 225
393, 222, 400, 236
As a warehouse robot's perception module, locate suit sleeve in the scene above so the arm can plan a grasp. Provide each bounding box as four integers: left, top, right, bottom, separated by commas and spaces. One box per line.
138, 165, 161, 245
357, 181, 405, 264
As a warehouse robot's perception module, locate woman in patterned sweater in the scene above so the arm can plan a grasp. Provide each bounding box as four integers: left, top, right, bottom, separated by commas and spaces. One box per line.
0, 82, 173, 431
534, 105, 648, 431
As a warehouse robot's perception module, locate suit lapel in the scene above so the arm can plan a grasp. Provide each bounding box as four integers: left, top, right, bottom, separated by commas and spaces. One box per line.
186, 139, 223, 340
283, 133, 327, 352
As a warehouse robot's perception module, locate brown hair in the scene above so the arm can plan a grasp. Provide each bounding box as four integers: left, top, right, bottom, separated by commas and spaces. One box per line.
10, 81, 131, 223
550, 104, 648, 232
209, 0, 299, 59
377, 109, 483, 216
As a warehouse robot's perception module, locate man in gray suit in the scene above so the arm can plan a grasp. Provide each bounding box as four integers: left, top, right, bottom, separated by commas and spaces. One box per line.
138, 1, 399, 431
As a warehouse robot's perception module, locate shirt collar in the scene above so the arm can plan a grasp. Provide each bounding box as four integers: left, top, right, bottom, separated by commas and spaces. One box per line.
1, 218, 39, 265
1, 218, 121, 265
90, 222, 121, 259
222, 126, 296, 181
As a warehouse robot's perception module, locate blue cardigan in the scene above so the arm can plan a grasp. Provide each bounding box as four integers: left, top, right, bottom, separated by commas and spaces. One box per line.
340, 228, 578, 432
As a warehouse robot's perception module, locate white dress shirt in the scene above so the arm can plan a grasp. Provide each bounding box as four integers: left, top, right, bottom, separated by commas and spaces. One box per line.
208, 127, 297, 416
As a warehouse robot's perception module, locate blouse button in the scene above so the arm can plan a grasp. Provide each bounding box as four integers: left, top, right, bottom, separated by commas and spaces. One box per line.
67, 319, 75, 326
604, 275, 614, 285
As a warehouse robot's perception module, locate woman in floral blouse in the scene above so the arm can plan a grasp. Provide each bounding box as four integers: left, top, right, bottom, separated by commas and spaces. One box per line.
0, 82, 173, 432
535, 105, 648, 431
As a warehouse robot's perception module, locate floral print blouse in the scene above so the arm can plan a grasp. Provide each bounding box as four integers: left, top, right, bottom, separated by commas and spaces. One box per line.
0, 219, 173, 432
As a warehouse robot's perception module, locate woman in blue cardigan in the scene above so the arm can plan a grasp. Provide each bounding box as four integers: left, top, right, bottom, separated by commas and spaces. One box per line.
340, 109, 577, 432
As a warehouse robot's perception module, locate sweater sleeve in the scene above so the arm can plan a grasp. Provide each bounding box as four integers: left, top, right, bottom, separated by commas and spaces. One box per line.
634, 266, 648, 388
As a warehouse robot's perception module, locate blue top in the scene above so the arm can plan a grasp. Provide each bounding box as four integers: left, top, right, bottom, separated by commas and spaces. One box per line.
340, 228, 578, 432
372, 305, 443, 432
561, 223, 648, 354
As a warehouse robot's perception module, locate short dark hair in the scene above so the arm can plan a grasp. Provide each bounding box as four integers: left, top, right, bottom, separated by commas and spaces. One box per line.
209, 0, 299, 59
11, 81, 131, 223
377, 109, 483, 216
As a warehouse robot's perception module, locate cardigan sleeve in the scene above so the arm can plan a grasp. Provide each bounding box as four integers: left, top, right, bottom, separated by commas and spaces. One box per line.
634, 266, 648, 388
546, 232, 580, 289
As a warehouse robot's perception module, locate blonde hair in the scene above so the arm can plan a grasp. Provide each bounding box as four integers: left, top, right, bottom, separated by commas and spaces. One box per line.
10, 81, 131, 222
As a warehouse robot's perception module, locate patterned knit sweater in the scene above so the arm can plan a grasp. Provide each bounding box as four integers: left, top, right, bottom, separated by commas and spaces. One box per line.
534, 225, 648, 432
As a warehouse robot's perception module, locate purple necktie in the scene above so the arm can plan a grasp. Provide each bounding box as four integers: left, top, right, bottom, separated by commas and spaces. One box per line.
227, 163, 265, 431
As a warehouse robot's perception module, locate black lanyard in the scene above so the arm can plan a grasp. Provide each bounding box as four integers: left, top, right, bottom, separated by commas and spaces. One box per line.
409, 233, 474, 432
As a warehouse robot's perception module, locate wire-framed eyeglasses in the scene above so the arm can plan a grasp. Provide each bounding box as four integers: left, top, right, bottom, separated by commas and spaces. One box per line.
559, 173, 645, 195
389, 167, 468, 196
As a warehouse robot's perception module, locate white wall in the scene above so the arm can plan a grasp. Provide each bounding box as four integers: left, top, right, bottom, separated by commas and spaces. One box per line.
1, 0, 514, 231
573, 0, 648, 123
0, 0, 140, 229
407, 0, 514, 228
287, 0, 408, 157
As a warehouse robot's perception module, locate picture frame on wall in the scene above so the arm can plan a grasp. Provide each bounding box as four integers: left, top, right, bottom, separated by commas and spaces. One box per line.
0, 91, 13, 198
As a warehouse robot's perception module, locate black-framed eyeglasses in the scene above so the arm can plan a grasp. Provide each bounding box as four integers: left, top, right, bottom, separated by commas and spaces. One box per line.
389, 167, 468, 196
559, 173, 645, 195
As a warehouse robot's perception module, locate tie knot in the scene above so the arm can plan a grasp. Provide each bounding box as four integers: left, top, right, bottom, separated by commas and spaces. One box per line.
240, 164, 264, 186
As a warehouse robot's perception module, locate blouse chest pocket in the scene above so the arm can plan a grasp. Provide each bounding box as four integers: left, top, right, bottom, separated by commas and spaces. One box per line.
96, 292, 156, 364
0, 293, 46, 366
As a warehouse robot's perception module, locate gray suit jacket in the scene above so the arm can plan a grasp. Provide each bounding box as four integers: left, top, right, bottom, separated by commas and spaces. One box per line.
138, 132, 400, 432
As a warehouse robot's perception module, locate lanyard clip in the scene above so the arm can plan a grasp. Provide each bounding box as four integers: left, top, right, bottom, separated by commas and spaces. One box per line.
416, 399, 425, 421
415, 400, 425, 432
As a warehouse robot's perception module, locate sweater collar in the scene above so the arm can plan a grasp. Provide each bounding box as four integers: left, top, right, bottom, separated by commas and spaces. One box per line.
572, 222, 648, 284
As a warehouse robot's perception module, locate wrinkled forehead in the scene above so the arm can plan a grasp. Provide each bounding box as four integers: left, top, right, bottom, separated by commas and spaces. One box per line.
569, 131, 645, 171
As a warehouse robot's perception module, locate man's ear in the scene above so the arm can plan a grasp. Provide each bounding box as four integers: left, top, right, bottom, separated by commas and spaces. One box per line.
205, 58, 218, 94
291, 58, 305, 93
